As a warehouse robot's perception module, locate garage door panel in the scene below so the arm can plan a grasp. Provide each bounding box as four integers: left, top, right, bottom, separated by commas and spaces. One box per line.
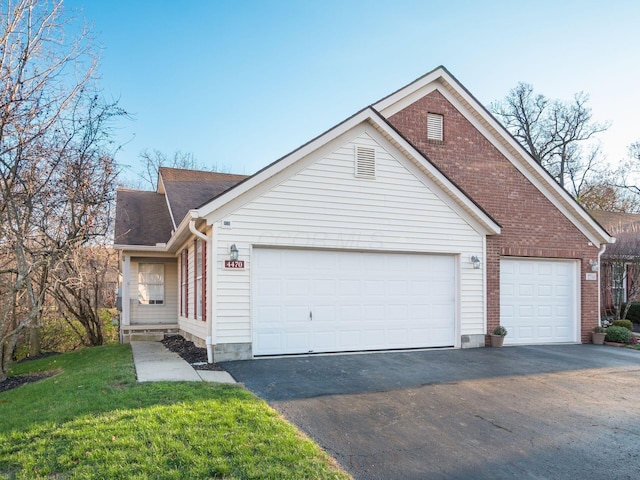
538, 305, 552, 317
253, 248, 456, 355
501, 258, 577, 345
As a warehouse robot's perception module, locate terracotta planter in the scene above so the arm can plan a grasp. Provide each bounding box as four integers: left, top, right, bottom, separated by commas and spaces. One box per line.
604, 341, 625, 347
490, 335, 505, 347
592, 332, 606, 344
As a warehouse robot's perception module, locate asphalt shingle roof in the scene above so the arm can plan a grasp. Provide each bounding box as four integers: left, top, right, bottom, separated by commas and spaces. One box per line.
159, 167, 248, 226
114, 190, 174, 246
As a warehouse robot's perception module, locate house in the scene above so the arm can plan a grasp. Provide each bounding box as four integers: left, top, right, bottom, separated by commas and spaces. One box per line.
588, 210, 640, 318
114, 66, 614, 362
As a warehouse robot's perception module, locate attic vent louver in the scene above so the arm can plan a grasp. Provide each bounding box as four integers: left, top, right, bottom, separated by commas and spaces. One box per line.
427, 113, 444, 141
355, 146, 376, 179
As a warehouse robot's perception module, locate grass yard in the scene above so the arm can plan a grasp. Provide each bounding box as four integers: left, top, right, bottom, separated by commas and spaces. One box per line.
0, 345, 351, 480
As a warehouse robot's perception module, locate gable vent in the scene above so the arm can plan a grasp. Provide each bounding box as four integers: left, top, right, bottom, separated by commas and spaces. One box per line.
355, 146, 376, 179
427, 113, 444, 141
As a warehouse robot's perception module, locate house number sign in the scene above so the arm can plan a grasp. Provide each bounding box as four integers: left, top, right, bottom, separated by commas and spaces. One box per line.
224, 260, 245, 269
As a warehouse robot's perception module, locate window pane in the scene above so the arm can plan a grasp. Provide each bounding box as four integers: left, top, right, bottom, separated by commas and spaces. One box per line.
196, 240, 203, 277
138, 263, 164, 305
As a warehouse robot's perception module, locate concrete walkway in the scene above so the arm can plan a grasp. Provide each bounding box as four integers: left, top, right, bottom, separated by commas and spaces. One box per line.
130, 341, 236, 384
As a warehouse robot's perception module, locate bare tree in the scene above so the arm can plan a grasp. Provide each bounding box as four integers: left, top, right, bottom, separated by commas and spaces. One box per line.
578, 182, 640, 213
491, 83, 609, 193
613, 141, 640, 200
137, 149, 229, 190
601, 222, 640, 322
0, 0, 124, 380
49, 245, 117, 346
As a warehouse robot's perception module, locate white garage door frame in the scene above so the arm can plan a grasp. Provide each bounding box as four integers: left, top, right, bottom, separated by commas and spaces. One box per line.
500, 257, 580, 345
251, 246, 461, 356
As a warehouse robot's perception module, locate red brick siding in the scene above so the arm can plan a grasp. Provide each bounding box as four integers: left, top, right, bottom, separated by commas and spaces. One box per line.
388, 90, 600, 344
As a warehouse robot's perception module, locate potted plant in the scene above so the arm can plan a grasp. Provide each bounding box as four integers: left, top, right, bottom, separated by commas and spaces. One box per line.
490, 326, 507, 347
592, 326, 606, 345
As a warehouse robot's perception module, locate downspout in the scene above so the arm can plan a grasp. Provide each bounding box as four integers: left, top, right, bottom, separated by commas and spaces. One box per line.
189, 218, 214, 363
597, 243, 607, 327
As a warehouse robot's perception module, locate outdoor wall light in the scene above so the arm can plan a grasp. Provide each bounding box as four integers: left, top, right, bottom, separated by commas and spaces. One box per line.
589, 259, 599, 271
470, 255, 481, 269
229, 244, 239, 261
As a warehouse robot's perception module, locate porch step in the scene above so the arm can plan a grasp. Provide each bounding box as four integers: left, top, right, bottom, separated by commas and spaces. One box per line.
121, 324, 180, 343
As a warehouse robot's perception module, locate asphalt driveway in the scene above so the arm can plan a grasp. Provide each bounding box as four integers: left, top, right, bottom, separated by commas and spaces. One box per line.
222, 345, 640, 480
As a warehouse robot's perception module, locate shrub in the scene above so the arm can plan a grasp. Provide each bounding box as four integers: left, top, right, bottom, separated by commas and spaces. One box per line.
492, 325, 507, 336
593, 326, 606, 333
612, 319, 633, 331
605, 325, 633, 344
622, 303, 640, 323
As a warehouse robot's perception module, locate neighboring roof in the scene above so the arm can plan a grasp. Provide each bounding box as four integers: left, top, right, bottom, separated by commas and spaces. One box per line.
114, 190, 174, 247
159, 167, 248, 228
372, 66, 614, 246
588, 210, 640, 237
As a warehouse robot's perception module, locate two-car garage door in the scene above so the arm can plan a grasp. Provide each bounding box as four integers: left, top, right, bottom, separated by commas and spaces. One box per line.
500, 258, 578, 345
252, 248, 456, 356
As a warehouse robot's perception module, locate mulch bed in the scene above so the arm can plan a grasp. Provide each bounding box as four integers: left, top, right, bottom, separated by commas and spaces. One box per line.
0, 369, 60, 394
161, 335, 224, 371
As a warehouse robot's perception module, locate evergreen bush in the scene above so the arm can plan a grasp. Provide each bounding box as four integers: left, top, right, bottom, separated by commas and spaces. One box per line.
605, 325, 633, 344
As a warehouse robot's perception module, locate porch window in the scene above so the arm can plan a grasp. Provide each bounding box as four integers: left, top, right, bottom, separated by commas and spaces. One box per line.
138, 263, 164, 305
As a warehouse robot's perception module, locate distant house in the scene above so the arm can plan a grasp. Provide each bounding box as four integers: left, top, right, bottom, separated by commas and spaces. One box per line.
114, 66, 613, 362
588, 210, 640, 319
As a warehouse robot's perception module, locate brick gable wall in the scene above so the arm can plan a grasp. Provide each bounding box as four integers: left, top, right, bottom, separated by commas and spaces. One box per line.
388, 90, 600, 343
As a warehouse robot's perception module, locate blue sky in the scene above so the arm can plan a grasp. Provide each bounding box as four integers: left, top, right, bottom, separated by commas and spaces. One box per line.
64, 0, 640, 185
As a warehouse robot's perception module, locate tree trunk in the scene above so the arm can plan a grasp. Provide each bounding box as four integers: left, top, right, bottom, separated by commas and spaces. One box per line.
29, 325, 41, 357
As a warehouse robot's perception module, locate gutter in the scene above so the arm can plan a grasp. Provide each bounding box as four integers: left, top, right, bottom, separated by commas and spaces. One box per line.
189, 217, 214, 364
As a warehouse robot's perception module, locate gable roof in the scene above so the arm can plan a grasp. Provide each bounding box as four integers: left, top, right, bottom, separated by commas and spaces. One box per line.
159, 167, 248, 228
114, 189, 174, 247
116, 66, 615, 251
372, 66, 614, 246
164, 107, 502, 251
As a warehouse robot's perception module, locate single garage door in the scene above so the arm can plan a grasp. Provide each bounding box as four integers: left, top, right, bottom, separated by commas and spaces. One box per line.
500, 258, 578, 344
253, 248, 456, 355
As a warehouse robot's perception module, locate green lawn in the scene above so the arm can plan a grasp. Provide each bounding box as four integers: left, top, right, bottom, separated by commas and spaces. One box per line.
0, 345, 351, 480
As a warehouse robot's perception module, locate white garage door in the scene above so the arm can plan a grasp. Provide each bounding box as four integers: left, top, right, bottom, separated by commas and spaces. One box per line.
253, 248, 456, 356
500, 258, 578, 345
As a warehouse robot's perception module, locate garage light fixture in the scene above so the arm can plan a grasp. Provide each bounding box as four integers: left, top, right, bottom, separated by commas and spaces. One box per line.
470, 255, 481, 269
589, 259, 599, 271
229, 244, 239, 261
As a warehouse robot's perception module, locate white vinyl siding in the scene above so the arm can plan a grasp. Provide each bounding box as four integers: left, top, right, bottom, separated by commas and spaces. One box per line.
209, 129, 485, 346
130, 259, 178, 325
178, 239, 209, 340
